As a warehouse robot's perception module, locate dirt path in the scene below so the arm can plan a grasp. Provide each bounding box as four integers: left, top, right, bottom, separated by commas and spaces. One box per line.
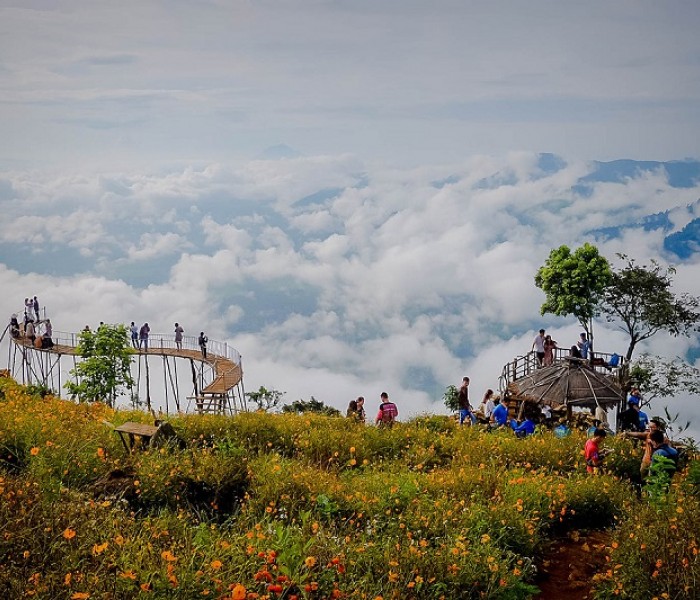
534, 530, 610, 600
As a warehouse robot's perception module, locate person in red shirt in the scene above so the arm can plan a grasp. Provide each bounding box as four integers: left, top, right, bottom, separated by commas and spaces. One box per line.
375, 392, 398, 427
584, 428, 610, 473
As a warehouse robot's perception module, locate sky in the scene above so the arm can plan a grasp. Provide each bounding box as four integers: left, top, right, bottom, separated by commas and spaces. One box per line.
1, 1, 700, 435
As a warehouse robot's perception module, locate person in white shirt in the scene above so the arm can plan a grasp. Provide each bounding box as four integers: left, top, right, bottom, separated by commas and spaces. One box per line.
532, 329, 546, 366
481, 389, 496, 420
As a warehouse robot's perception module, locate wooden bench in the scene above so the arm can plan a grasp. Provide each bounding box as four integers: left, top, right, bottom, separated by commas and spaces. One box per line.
114, 422, 159, 452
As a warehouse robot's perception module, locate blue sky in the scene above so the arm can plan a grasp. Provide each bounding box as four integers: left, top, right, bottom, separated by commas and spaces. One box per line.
1, 1, 700, 433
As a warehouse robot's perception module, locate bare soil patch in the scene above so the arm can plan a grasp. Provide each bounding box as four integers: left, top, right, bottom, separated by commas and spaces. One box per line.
534, 530, 610, 600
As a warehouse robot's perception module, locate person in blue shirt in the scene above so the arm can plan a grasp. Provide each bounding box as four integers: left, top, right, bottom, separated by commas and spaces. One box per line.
643, 429, 679, 481
511, 418, 536, 438
577, 333, 590, 360
491, 398, 509, 428
638, 409, 650, 430
618, 394, 644, 432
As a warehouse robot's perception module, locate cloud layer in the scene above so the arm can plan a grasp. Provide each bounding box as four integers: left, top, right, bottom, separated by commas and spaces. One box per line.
1, 153, 699, 434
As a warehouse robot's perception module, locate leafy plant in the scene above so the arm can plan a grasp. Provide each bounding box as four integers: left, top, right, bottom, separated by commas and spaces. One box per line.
64, 324, 134, 407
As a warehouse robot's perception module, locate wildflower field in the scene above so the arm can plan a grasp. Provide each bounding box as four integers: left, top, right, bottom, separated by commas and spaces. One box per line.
1, 378, 699, 599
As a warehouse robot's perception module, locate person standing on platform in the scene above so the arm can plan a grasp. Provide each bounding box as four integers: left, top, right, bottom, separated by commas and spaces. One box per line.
198, 331, 208, 359
130, 322, 139, 348
543, 334, 557, 366
33, 296, 40, 321
25, 319, 36, 344
139, 323, 150, 351
174, 323, 184, 350
532, 329, 546, 366
577, 333, 590, 360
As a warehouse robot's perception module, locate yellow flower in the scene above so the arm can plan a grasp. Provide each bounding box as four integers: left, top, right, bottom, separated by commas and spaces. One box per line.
305, 556, 317, 569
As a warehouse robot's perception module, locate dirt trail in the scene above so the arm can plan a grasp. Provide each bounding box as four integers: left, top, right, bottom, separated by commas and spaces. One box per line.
534, 530, 610, 600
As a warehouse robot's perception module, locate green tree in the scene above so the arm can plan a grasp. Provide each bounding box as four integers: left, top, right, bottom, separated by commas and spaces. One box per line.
65, 324, 134, 407
281, 397, 342, 417
245, 386, 285, 412
443, 385, 459, 412
602, 255, 700, 361
535, 243, 612, 354
628, 354, 700, 406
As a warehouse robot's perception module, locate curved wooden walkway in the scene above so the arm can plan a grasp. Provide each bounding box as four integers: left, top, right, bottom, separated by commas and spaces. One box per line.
10, 333, 242, 395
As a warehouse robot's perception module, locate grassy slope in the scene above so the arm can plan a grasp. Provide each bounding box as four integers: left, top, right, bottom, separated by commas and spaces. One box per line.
1, 378, 698, 599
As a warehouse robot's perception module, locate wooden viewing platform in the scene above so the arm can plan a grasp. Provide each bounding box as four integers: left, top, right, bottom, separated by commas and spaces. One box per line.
7, 326, 245, 414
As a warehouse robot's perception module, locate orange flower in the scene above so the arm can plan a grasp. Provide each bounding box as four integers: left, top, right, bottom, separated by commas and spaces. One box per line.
63, 528, 77, 540
92, 542, 108, 555
161, 550, 177, 562
71, 593, 90, 600
230, 584, 246, 600
304, 556, 317, 569
210, 560, 223, 570
30, 447, 40, 456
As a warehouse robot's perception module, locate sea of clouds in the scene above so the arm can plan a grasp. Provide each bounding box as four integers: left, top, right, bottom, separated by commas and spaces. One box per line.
1, 152, 699, 435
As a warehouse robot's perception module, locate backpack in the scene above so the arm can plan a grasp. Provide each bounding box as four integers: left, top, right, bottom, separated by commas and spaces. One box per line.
380, 402, 398, 424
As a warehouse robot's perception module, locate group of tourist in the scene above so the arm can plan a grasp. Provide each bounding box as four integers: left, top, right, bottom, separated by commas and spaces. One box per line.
9, 295, 54, 349
532, 328, 621, 370
345, 379, 536, 437
10, 299, 212, 362
127, 322, 209, 359
585, 388, 679, 482
346, 393, 399, 426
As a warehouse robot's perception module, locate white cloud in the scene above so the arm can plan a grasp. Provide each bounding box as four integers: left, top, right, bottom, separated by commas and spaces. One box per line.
1, 153, 699, 437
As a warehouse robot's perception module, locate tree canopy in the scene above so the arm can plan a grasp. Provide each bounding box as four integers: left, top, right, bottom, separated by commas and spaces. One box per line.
534, 243, 612, 349
602, 255, 700, 360
65, 324, 134, 407
245, 386, 285, 412
281, 397, 342, 417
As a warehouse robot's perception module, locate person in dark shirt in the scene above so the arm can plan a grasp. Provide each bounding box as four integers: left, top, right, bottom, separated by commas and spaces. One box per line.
617, 396, 643, 432
457, 377, 476, 426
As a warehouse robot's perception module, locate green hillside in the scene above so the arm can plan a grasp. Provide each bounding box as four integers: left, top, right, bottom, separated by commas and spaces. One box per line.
1, 378, 698, 599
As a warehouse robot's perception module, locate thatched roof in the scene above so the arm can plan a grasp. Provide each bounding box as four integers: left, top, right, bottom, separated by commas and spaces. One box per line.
507, 359, 623, 410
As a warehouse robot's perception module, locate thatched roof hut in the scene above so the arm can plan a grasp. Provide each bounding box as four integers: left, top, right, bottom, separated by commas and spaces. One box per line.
507, 358, 623, 411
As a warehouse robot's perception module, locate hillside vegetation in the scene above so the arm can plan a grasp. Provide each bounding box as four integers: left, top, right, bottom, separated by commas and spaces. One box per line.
1, 378, 699, 599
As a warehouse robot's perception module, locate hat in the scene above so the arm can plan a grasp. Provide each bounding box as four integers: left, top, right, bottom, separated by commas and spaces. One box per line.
627, 396, 640, 406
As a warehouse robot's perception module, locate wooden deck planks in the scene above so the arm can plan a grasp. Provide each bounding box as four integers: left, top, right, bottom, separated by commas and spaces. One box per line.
10, 335, 243, 394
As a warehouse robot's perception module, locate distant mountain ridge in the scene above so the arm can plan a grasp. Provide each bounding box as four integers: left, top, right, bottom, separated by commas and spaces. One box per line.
574, 157, 700, 259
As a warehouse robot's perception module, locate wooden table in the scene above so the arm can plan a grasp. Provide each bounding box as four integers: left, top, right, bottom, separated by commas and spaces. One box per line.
114, 422, 159, 452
